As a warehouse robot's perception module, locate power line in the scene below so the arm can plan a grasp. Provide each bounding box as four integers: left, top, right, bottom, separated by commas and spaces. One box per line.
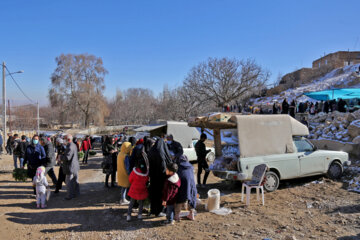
4, 66, 36, 104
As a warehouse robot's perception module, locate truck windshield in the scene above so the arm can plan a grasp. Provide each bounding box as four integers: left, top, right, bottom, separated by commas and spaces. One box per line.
294, 138, 314, 152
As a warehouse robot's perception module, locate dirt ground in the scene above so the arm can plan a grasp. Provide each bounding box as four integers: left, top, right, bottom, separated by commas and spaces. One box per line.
0, 151, 359, 240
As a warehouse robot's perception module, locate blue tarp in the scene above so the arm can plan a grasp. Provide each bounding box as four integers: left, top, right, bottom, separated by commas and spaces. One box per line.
304, 88, 360, 101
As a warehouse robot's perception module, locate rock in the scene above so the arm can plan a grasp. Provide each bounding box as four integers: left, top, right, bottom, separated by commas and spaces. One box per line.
352, 109, 360, 119
316, 112, 327, 122
285, 236, 297, 240
330, 125, 337, 132
352, 136, 360, 144
323, 127, 330, 134
333, 121, 340, 129
348, 120, 360, 138
342, 120, 350, 128
346, 113, 356, 123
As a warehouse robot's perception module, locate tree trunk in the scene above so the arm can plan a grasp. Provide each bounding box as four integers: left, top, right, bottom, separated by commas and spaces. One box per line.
84, 113, 90, 128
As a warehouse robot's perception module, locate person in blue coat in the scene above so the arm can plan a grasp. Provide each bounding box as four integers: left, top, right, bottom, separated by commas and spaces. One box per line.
0, 132, 3, 154
24, 135, 46, 194
174, 155, 197, 221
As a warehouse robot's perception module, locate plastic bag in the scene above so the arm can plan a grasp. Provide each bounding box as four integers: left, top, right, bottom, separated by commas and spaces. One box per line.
210, 207, 232, 215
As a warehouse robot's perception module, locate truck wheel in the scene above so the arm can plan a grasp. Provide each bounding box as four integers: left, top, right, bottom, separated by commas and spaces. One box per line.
264, 171, 279, 192
327, 161, 343, 179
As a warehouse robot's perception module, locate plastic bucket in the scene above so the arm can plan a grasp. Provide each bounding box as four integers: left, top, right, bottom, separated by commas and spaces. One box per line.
207, 189, 220, 211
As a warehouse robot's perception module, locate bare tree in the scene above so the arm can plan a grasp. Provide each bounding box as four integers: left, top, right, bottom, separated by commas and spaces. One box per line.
183, 57, 270, 108
107, 88, 157, 125
49, 53, 109, 127
11, 104, 37, 130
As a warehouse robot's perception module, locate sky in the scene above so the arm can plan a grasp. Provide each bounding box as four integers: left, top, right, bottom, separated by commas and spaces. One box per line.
1, 0, 360, 106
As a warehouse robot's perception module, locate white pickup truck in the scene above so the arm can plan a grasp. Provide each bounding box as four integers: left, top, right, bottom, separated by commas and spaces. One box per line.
189, 114, 351, 192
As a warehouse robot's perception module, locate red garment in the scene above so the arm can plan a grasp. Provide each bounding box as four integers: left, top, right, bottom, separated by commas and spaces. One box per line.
136, 139, 144, 145
128, 168, 149, 200
162, 173, 181, 205
80, 139, 91, 151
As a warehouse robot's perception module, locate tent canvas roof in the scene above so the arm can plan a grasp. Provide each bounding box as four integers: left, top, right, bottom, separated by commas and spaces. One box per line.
134, 121, 200, 148
304, 88, 360, 101
235, 115, 308, 158
134, 124, 166, 132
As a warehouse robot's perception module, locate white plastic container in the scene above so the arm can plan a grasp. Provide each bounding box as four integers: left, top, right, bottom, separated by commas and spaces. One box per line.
206, 189, 220, 211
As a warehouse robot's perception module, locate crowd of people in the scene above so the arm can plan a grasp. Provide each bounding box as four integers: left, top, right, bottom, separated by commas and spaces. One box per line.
100, 133, 210, 224
222, 98, 359, 117
5, 131, 211, 225
274, 98, 351, 116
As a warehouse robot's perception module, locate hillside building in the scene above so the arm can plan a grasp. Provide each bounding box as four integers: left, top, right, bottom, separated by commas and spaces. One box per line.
312, 51, 360, 69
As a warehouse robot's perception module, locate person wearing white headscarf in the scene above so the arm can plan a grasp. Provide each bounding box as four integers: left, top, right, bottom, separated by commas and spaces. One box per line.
32, 166, 48, 208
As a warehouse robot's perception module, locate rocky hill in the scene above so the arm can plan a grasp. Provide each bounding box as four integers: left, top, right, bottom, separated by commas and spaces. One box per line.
255, 64, 360, 105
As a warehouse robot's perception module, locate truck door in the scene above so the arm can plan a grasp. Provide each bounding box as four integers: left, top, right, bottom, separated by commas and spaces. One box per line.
294, 138, 324, 176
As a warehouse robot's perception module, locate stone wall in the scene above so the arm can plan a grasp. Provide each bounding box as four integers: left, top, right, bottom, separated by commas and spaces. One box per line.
310, 139, 360, 158
279, 66, 332, 86
312, 51, 360, 69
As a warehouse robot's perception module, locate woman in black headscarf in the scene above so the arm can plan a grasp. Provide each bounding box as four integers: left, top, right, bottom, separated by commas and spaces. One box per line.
144, 136, 155, 154
128, 136, 137, 147
148, 138, 172, 216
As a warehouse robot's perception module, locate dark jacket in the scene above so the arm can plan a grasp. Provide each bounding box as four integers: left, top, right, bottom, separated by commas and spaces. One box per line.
130, 144, 149, 171
103, 143, 116, 156
17, 141, 28, 159
61, 142, 80, 175
43, 140, 56, 168
282, 100, 289, 114
148, 138, 173, 176
0, 134, 3, 146
176, 155, 197, 208
167, 140, 183, 159
24, 143, 46, 168
12, 138, 22, 156
162, 173, 181, 205
6, 136, 12, 147
195, 140, 208, 160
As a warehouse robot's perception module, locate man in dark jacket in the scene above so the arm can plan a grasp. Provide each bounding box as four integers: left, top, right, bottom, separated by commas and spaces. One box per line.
40, 137, 58, 185
166, 134, 183, 161
338, 98, 347, 113
15, 135, 28, 169
195, 133, 211, 187
55, 138, 66, 193
281, 98, 289, 114
6, 133, 13, 155
12, 134, 21, 168
61, 134, 80, 200
23, 135, 46, 194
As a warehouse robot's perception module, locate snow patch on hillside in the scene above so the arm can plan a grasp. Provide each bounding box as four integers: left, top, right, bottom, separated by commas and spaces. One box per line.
254, 64, 360, 105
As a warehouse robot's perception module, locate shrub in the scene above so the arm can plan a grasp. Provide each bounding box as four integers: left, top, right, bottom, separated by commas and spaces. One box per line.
89, 150, 96, 156
12, 168, 28, 182
78, 151, 84, 159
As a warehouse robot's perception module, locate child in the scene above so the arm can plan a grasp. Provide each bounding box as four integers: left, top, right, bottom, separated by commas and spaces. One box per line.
33, 166, 49, 208
127, 162, 149, 221
175, 155, 197, 221
162, 162, 181, 225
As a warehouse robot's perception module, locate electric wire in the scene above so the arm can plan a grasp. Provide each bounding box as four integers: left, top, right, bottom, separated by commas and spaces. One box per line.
5, 66, 36, 104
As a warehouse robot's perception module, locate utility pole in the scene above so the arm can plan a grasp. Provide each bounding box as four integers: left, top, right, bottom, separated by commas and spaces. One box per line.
2, 62, 6, 149
8, 100, 11, 132
37, 101, 39, 133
